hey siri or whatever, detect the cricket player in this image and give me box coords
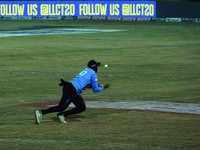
[34,60,111,124]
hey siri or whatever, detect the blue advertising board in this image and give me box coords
[0,1,156,18]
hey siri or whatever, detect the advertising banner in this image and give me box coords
[0,1,156,18]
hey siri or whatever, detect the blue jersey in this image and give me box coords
[70,68,104,95]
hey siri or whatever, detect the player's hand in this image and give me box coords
[98,82,104,87]
[104,83,111,89]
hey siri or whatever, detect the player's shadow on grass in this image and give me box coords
[51,115,85,123]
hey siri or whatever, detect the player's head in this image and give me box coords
[87,60,101,73]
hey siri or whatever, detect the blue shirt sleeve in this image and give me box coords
[91,74,104,93]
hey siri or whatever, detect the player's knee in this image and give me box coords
[82,106,86,112]
[79,106,86,113]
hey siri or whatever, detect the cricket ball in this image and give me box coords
[104,64,108,68]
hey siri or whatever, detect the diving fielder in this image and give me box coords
[34,60,111,124]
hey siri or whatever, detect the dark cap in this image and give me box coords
[87,60,101,68]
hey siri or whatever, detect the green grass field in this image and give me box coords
[0,20,200,149]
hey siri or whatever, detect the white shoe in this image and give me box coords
[58,114,67,124]
[34,110,42,124]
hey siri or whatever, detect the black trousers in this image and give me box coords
[41,83,86,117]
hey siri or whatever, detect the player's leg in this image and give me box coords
[41,85,72,115]
[35,83,76,124]
[62,95,86,118]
